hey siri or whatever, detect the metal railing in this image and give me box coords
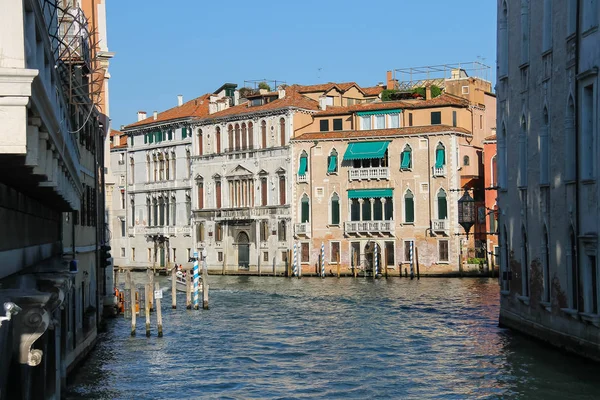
[344,221,394,234]
[432,166,446,177]
[348,167,389,181]
[294,222,311,236]
[432,219,449,233]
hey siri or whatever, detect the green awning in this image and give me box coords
[298,157,307,176]
[356,109,401,116]
[348,188,393,199]
[343,141,390,161]
[401,151,411,169]
[435,148,445,168]
[327,155,337,173]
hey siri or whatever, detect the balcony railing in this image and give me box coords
[432,166,446,177]
[294,222,311,236]
[130,225,191,236]
[344,221,394,235]
[432,219,449,234]
[297,174,307,183]
[348,167,389,181]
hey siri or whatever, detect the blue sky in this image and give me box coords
[106,0,497,130]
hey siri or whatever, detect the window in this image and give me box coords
[279,175,286,205]
[330,193,340,225]
[333,118,343,131]
[197,179,204,209]
[168,130,173,140]
[131,248,135,261]
[384,198,393,220]
[540,107,549,185]
[408,113,413,127]
[360,116,371,130]
[261,177,268,206]
[389,114,399,128]
[489,208,497,234]
[373,198,383,220]
[218,252,223,262]
[241,123,247,150]
[282,251,288,262]
[434,143,446,170]
[147,248,152,261]
[438,240,449,262]
[120,218,126,237]
[362,198,371,221]
[320,120,329,132]
[499,1,508,77]
[327,149,338,174]
[278,220,286,241]
[566,97,576,181]
[521,227,530,297]
[215,180,222,208]
[583,0,599,31]
[462,86,470,94]
[260,221,268,242]
[187,248,191,260]
[582,83,595,180]
[197,222,205,242]
[235,124,240,150]
[384,242,394,266]
[331,242,340,263]
[452,111,457,127]
[215,223,222,242]
[301,195,310,223]
[437,190,447,219]
[542,0,552,51]
[463,156,470,166]
[280,118,286,146]
[350,199,360,221]
[248,122,254,149]
[182,127,187,139]
[121,248,125,257]
[400,145,412,170]
[228,124,234,151]
[375,114,385,129]
[261,120,267,148]
[301,243,309,263]
[404,240,414,263]
[519,116,528,187]
[298,151,308,177]
[198,129,203,155]
[542,227,550,302]
[480,115,483,129]
[404,190,414,223]
[521,0,530,63]
[431,111,441,125]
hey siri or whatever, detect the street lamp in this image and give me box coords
[457,189,475,238]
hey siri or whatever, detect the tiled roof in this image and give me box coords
[362,86,384,96]
[292,125,471,142]
[109,129,127,149]
[402,93,470,108]
[200,86,319,120]
[295,82,363,94]
[124,93,212,129]
[109,129,122,137]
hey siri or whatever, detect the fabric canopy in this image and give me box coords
[356,109,401,116]
[327,155,337,173]
[298,157,307,176]
[435,148,445,168]
[343,141,390,161]
[401,151,411,169]
[348,188,393,199]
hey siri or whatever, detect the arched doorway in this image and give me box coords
[364,241,381,277]
[237,231,250,269]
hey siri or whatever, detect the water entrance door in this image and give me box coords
[237,232,250,269]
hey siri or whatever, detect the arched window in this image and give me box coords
[196,177,204,209]
[491,155,497,187]
[404,190,414,223]
[501,225,510,291]
[434,143,446,174]
[279,175,286,205]
[228,124,233,152]
[280,118,286,146]
[519,115,528,187]
[301,194,310,223]
[542,226,550,302]
[153,197,158,227]
[463,155,470,166]
[437,189,447,219]
[130,197,135,227]
[330,193,340,225]
[278,220,286,241]
[261,120,267,148]
[130,157,135,184]
[521,0,530,64]
[197,129,203,156]
[147,197,152,226]
[298,151,308,177]
[197,222,205,242]
[327,149,338,174]
[248,122,254,149]
[215,179,222,208]
[400,144,412,170]
[261,177,268,206]
[521,225,529,297]
[241,123,247,150]
[234,123,240,151]
[540,107,549,184]
[565,96,576,180]
[215,127,221,153]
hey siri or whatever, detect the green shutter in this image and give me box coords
[405,196,414,223]
[301,199,309,222]
[401,151,411,169]
[182,127,187,139]
[298,157,307,176]
[332,199,340,224]
[144,134,148,144]
[438,197,447,219]
[168,130,173,140]
[327,155,337,173]
[435,148,445,168]
[149,133,153,144]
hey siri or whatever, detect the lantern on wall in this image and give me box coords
[457,189,475,237]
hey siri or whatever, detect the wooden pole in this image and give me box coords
[272,256,276,277]
[202,264,209,310]
[171,266,177,309]
[416,246,420,280]
[186,270,192,309]
[353,251,358,278]
[287,250,292,277]
[145,284,151,337]
[337,252,340,278]
[129,274,136,336]
[155,282,163,337]
[384,247,388,279]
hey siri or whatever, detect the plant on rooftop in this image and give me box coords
[381,89,399,101]
[258,82,271,91]
[412,85,442,99]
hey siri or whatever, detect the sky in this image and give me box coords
[105,0,497,130]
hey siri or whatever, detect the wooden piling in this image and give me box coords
[337,252,340,278]
[272,257,276,276]
[171,267,177,309]
[353,251,358,278]
[186,271,192,309]
[155,282,163,337]
[145,284,151,337]
[384,249,388,279]
[415,246,420,280]
[128,272,136,336]
[202,264,209,310]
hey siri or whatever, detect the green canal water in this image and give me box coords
[65,276,600,399]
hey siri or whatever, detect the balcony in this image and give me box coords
[297,174,307,183]
[432,219,449,235]
[344,221,394,236]
[348,167,389,181]
[130,225,191,237]
[432,166,446,177]
[294,222,311,236]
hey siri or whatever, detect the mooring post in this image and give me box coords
[193,251,200,310]
[186,269,192,309]
[384,249,388,279]
[171,266,177,309]
[202,251,209,310]
[416,246,420,280]
[155,282,163,337]
[353,251,358,278]
[337,252,340,278]
[145,283,151,337]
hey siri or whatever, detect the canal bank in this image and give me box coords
[67,276,600,399]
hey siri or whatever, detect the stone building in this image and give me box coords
[497,0,600,359]
[107,129,128,269]
[0,0,112,398]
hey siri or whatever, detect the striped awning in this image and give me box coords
[343,141,390,161]
[348,188,393,199]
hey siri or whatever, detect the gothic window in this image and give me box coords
[327,149,338,174]
[241,123,247,150]
[330,193,340,225]
[280,118,286,146]
[279,175,286,205]
[404,190,414,223]
[437,189,447,219]
[261,120,267,148]
[235,123,240,151]
[301,194,310,223]
[248,122,254,149]
[400,144,412,170]
[434,143,446,170]
[197,178,204,209]
[228,124,233,152]
[278,220,286,241]
[216,127,221,153]
[198,129,203,156]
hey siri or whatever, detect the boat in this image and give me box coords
[168,271,203,293]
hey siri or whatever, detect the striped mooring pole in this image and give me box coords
[374,242,379,277]
[321,242,325,278]
[410,241,414,279]
[293,243,298,277]
[193,251,199,309]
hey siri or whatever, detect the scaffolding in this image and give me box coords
[41,0,106,109]
[392,61,492,91]
[242,79,287,92]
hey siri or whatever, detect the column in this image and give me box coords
[358,199,364,221]
[369,198,375,221]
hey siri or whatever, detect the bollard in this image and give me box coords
[186,271,192,309]
[145,284,151,337]
[155,282,163,337]
[171,266,177,309]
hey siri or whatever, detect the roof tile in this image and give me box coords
[292,125,471,141]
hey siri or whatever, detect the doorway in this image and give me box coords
[237,232,250,269]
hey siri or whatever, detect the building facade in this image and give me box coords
[0,0,112,398]
[497,0,600,359]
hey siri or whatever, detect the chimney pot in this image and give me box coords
[137,111,147,122]
[386,71,394,90]
[425,85,432,100]
[153,111,158,120]
[178,95,183,106]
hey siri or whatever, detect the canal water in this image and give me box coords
[66,276,600,399]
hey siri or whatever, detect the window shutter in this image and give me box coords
[144,134,148,144]
[327,155,337,173]
[182,127,187,139]
[401,151,411,169]
[405,196,414,222]
[301,199,309,222]
[331,199,340,225]
[435,148,445,168]
[438,197,447,219]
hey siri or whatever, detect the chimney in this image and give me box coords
[278,88,286,99]
[234,90,240,106]
[209,102,217,114]
[137,111,146,121]
[153,111,158,120]
[178,95,183,106]
[425,85,432,100]
[386,70,394,90]
[318,95,327,110]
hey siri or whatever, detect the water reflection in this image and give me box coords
[66,277,600,399]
